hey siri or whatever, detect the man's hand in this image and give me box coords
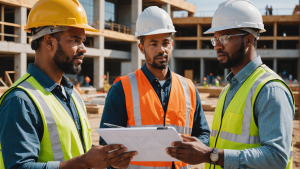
[59,144,137,169]
[166,135,213,165]
[83,144,137,169]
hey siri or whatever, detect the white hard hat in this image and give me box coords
[135,6,176,39]
[204,0,265,36]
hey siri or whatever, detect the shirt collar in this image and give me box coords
[227,56,263,84]
[27,64,73,93]
[140,63,172,83]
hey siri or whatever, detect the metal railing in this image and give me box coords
[90,21,134,35]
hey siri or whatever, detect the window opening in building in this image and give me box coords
[174,25,197,37]
[105,1,115,22]
[201,40,214,49]
[175,41,197,49]
[257,40,273,49]
[78,0,94,25]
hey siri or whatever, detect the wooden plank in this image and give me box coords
[174,37,198,41]
[0,0,38,8]
[1,5,4,41]
[0,77,7,87]
[5,71,17,86]
[184,70,193,80]
[0,21,21,27]
[86,29,136,42]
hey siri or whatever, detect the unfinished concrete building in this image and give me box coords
[0,0,196,89]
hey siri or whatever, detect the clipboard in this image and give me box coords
[96,127,182,161]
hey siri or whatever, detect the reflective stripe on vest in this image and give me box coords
[290,151,293,158]
[127,73,192,135]
[214,72,270,144]
[72,89,87,115]
[19,81,65,162]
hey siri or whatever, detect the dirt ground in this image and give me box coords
[87,93,300,169]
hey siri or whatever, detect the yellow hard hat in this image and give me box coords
[25,0,99,32]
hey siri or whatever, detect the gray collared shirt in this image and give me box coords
[222,57,294,169]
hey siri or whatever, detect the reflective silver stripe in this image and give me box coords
[72,89,87,115]
[290,151,293,158]
[19,81,64,162]
[211,129,218,137]
[179,165,191,169]
[261,65,282,80]
[176,74,191,129]
[166,124,192,135]
[128,73,142,126]
[219,85,229,99]
[128,164,169,169]
[220,131,260,144]
[128,164,190,169]
[127,124,192,135]
[219,72,270,144]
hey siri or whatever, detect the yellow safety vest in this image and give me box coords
[0,73,92,169]
[205,65,294,169]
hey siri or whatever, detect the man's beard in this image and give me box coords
[145,50,169,69]
[53,42,83,75]
[218,41,245,69]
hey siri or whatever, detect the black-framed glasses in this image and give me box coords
[211,33,249,46]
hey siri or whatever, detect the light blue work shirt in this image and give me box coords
[222,56,294,169]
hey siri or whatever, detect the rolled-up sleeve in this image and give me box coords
[223,81,294,169]
[0,90,60,169]
[191,86,211,146]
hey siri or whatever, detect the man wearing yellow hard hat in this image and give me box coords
[0,0,137,168]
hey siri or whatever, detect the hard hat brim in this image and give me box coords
[204,26,266,34]
[25,24,99,33]
[135,29,176,39]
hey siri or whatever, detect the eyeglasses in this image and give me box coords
[211,33,249,46]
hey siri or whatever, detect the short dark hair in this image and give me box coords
[33,30,63,51]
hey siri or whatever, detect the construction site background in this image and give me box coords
[0,0,299,168]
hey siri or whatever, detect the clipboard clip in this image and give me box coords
[157,127,168,130]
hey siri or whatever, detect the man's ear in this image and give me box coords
[43,34,55,51]
[138,43,145,54]
[245,34,255,47]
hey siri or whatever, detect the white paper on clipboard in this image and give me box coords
[96,127,182,161]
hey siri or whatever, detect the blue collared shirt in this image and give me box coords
[99,64,210,146]
[222,57,294,169]
[0,64,83,169]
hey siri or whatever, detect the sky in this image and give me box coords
[174,0,299,17]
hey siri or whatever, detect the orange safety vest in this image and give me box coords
[120,69,196,169]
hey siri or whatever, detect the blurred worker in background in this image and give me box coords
[85,75,91,87]
[166,0,294,169]
[99,6,210,169]
[0,0,136,168]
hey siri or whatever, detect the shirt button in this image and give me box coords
[156,80,158,82]
[231,167,233,169]
[57,87,59,89]
[164,103,165,105]
[162,89,164,92]
[63,98,66,101]
[76,122,78,124]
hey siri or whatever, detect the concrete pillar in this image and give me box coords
[273,58,277,73]
[14,53,27,81]
[200,58,205,84]
[162,4,171,14]
[131,0,143,71]
[94,56,105,89]
[14,6,27,44]
[93,0,105,90]
[14,6,27,81]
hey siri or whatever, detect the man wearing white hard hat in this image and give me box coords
[99,6,210,169]
[166,0,294,169]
